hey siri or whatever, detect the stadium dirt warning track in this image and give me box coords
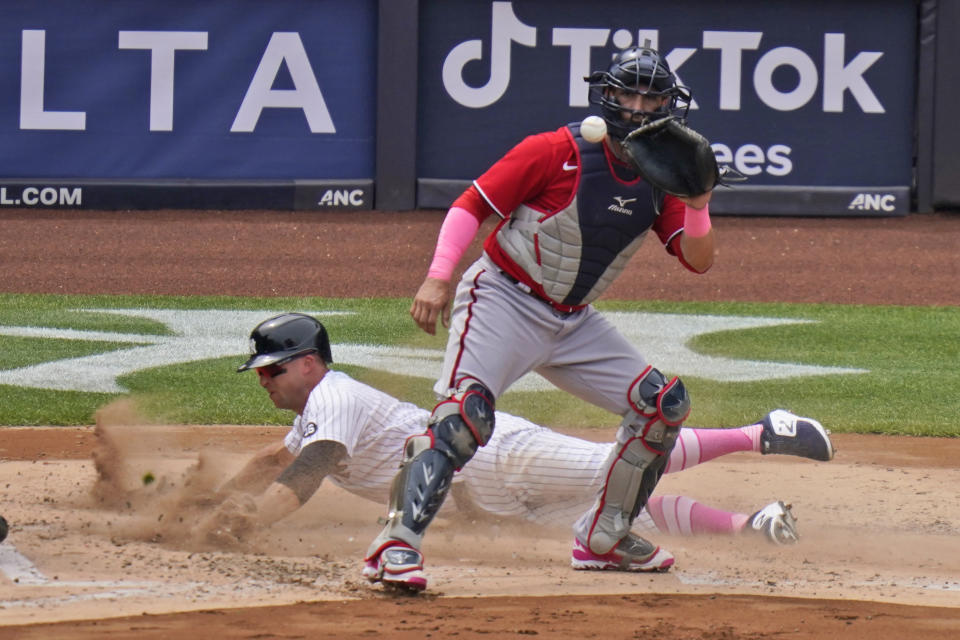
[0,209,958,638]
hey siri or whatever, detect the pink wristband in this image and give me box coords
[683,204,712,238]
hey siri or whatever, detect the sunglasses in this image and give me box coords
[255,351,315,379]
[256,363,289,379]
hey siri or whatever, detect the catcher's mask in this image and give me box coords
[238,313,333,372]
[586,45,692,139]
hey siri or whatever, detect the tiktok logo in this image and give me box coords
[440,2,884,114]
[441,2,692,110]
[442,2,536,108]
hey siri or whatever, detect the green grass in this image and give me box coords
[0,293,957,436]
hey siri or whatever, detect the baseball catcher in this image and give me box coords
[391,41,724,590]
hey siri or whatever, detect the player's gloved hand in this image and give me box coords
[619,116,742,198]
[410,277,452,336]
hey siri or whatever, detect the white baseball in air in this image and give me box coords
[580,115,607,143]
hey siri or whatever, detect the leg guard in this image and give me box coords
[365,433,453,558]
[575,366,689,554]
[366,377,495,560]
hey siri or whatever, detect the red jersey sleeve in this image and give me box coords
[654,195,708,274]
[452,127,577,219]
[653,194,686,255]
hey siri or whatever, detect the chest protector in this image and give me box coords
[495,123,661,307]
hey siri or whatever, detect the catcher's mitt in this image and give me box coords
[619,116,733,198]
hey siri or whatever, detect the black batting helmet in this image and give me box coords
[586,44,692,138]
[237,313,333,372]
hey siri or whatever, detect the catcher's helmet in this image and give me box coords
[586,45,691,138]
[237,313,332,372]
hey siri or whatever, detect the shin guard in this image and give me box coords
[575,367,689,554]
[366,377,495,560]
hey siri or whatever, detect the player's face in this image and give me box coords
[256,354,311,411]
[610,86,669,124]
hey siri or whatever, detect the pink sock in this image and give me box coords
[646,495,749,536]
[664,424,762,474]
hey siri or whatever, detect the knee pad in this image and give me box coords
[625,366,689,453]
[428,376,495,469]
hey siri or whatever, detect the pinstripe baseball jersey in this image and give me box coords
[284,370,425,504]
[281,370,701,533]
[280,370,615,516]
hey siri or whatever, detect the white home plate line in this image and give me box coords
[0,543,48,586]
[0,542,318,610]
[0,541,178,602]
[0,583,206,610]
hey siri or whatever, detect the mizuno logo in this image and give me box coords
[608,196,636,215]
[562,161,578,171]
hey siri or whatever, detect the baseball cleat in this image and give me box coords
[363,543,428,592]
[571,533,674,572]
[760,409,834,461]
[748,501,799,545]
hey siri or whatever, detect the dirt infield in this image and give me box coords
[1,208,958,305]
[0,209,958,638]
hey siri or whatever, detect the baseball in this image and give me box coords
[580,115,607,143]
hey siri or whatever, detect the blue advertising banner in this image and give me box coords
[0,0,375,180]
[418,0,915,214]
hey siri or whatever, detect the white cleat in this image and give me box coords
[749,501,800,545]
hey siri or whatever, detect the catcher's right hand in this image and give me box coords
[619,116,738,198]
[410,276,452,335]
